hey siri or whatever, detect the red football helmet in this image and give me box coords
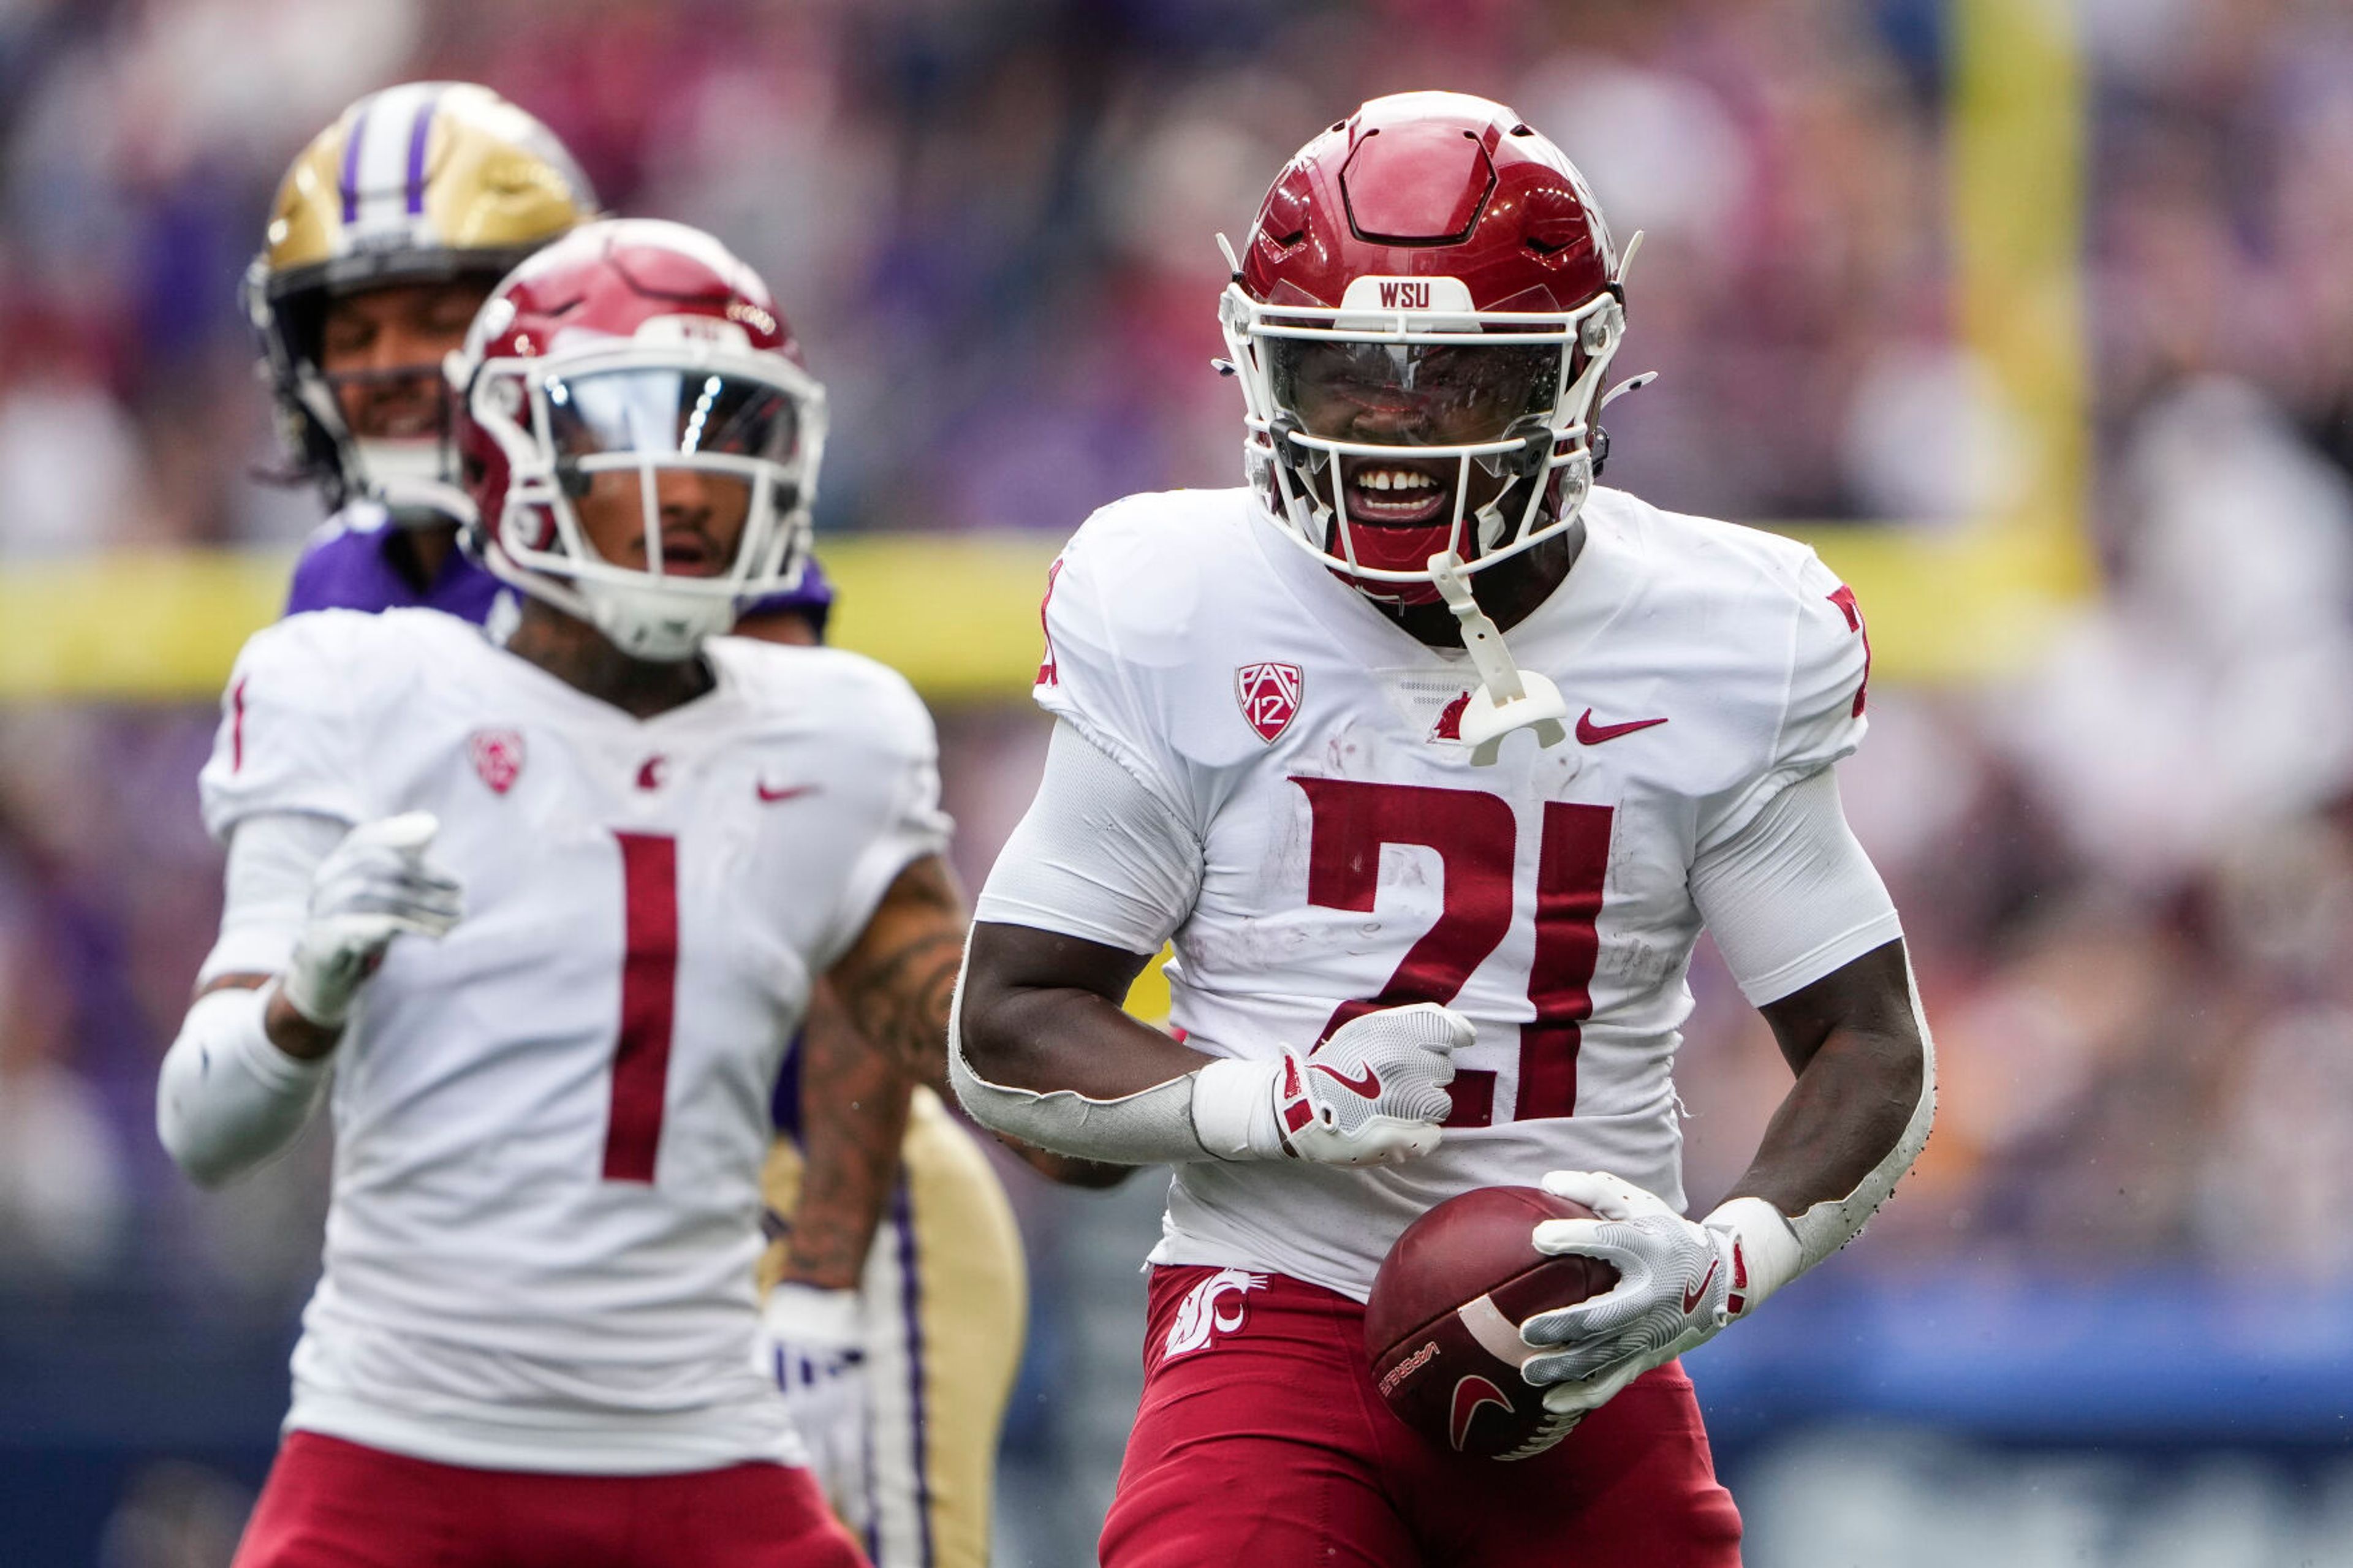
[449,218,826,660]
[1221,92,1631,606]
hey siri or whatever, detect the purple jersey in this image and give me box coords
[284,507,507,622]
[282,505,837,635]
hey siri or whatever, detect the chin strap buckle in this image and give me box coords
[1428,552,1568,766]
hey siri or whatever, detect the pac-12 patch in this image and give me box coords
[1235,662,1302,744]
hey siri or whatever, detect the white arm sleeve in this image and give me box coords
[160,813,343,1186]
[198,812,345,983]
[971,719,1202,952]
[946,1029,1232,1165]
[1689,768,1933,1308]
[1689,768,1903,1005]
[156,982,332,1187]
[947,949,1274,1165]
[955,722,1251,1163]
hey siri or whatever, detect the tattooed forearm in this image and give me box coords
[781,980,911,1290]
[835,933,963,1098]
[830,855,968,1100]
[781,855,968,1290]
[824,855,1137,1195]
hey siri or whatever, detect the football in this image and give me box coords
[1363,1185,1618,1460]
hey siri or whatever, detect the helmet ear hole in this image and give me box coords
[1271,413,1328,474]
[1468,423,1552,482]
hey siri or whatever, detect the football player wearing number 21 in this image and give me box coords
[156,219,970,1568]
[955,91,1934,1564]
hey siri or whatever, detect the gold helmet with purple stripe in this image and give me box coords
[244,82,599,521]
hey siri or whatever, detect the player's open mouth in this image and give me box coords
[1341,459,1450,526]
[653,532,724,576]
[360,402,441,441]
[348,370,449,440]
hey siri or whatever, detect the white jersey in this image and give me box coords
[197,608,950,1473]
[1006,485,1879,1302]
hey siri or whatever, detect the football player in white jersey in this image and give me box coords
[246,82,1053,1568]
[157,218,977,1568]
[952,93,1934,1565]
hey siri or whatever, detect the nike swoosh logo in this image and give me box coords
[756,781,820,803]
[1681,1258,1719,1314]
[1449,1374,1515,1452]
[1309,1061,1381,1098]
[1575,710,1669,745]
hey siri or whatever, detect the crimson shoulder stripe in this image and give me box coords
[231,677,248,772]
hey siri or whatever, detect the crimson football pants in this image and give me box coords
[1100,1265,1743,1568]
[231,1431,868,1568]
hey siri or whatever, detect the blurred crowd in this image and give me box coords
[1675,0,2353,1289]
[2,0,2352,1408]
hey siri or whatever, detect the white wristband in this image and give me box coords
[1700,1195,1805,1317]
[1189,1057,1284,1160]
[764,1280,864,1342]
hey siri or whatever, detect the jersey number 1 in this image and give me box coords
[606,831,678,1182]
[1295,779,1612,1126]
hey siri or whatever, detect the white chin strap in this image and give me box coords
[356,438,476,526]
[577,578,737,662]
[1428,551,1568,766]
[476,531,740,664]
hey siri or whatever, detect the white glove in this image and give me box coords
[281,812,464,1026]
[1517,1170,1753,1420]
[758,1281,869,1523]
[1191,1002,1469,1165]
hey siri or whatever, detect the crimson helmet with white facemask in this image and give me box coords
[1219,92,1646,760]
[449,219,827,661]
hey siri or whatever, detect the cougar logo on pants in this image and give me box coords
[1162,1268,1268,1360]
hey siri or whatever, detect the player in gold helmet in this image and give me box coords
[249,81,599,615]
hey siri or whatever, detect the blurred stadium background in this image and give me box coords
[4,0,2352,1562]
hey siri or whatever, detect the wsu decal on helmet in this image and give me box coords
[1235,661,1303,744]
[1161,1268,1268,1361]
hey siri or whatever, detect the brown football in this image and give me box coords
[1364,1185,1618,1460]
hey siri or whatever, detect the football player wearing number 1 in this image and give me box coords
[241,83,1039,1568]
[156,219,963,1567]
[953,93,1934,1564]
